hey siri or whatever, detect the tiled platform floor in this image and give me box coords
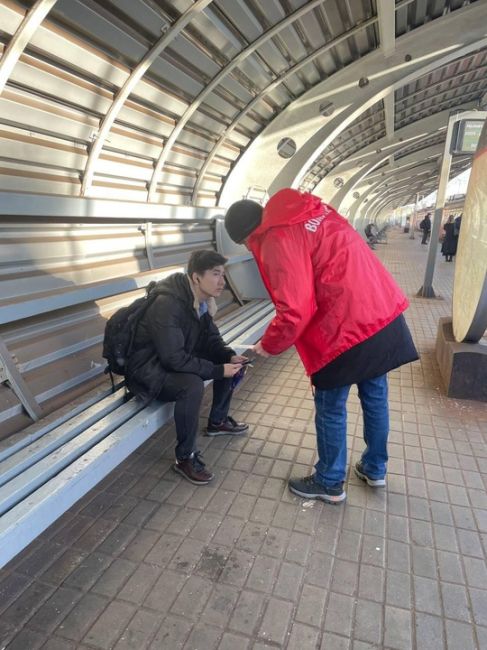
[1,230,486,650]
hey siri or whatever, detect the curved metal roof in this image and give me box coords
[0,0,485,217]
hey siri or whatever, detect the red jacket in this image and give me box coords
[248,189,409,376]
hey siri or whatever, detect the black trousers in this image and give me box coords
[421,230,430,244]
[157,373,233,460]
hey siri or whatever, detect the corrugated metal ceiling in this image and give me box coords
[0,0,484,209]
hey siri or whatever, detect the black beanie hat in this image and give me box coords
[225,199,263,244]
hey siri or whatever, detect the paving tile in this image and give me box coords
[143,570,186,612]
[83,600,136,649]
[324,592,354,636]
[0,580,54,640]
[469,587,487,627]
[436,550,465,584]
[91,557,137,597]
[386,570,411,609]
[354,599,382,645]
[0,572,30,614]
[295,583,327,627]
[218,548,254,588]
[55,592,108,642]
[170,575,214,621]
[383,606,412,650]
[246,554,279,593]
[228,589,266,635]
[183,623,222,650]
[236,522,267,554]
[258,597,293,645]
[28,586,82,633]
[201,584,239,628]
[320,633,351,649]
[4,627,45,650]
[441,582,471,622]
[444,620,477,650]
[287,622,320,650]
[358,564,385,603]
[331,559,359,596]
[411,546,437,579]
[415,612,445,650]
[113,608,161,649]
[148,614,192,649]
[413,575,442,615]
[285,531,313,565]
[217,633,250,650]
[117,562,161,604]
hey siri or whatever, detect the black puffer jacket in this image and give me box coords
[126,273,234,400]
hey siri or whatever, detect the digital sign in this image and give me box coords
[450,119,484,155]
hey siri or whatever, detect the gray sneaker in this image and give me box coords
[354,462,386,487]
[288,475,346,505]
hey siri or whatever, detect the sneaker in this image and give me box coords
[172,452,214,485]
[206,416,249,437]
[354,461,386,487]
[288,475,346,504]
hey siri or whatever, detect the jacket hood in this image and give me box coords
[152,272,217,317]
[251,188,325,236]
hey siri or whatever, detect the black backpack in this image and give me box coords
[102,282,157,390]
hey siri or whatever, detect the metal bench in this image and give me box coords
[0,298,274,568]
[0,194,274,568]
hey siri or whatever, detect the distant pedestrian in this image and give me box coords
[419,213,431,245]
[441,215,458,262]
[454,213,462,237]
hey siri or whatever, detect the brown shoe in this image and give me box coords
[172,452,214,485]
[206,416,249,437]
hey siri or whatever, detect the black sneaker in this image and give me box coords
[206,416,249,437]
[288,475,346,504]
[172,452,214,485]
[354,461,386,487]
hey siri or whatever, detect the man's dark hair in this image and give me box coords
[187,250,228,278]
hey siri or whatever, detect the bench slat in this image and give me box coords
[0,392,126,488]
[0,399,145,516]
[0,401,172,568]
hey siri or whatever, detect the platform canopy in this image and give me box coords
[0,0,486,221]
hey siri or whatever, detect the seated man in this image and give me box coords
[126,250,248,485]
[364,223,378,248]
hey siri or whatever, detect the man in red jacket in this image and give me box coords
[225,189,418,504]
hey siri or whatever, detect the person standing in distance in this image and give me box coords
[224,189,418,504]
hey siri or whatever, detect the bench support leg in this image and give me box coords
[0,336,42,421]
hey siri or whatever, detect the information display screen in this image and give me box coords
[450,119,484,155]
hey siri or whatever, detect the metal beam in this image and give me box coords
[191,16,378,203]
[377,0,396,58]
[219,3,487,202]
[317,103,476,211]
[0,0,58,96]
[80,0,213,196]
[147,0,341,202]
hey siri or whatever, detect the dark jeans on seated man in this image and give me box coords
[157,373,244,461]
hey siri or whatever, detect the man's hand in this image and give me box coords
[253,340,271,358]
[230,355,248,364]
[223,363,243,377]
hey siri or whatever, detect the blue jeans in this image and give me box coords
[314,374,389,487]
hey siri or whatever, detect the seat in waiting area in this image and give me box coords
[0,294,273,569]
[0,209,274,568]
